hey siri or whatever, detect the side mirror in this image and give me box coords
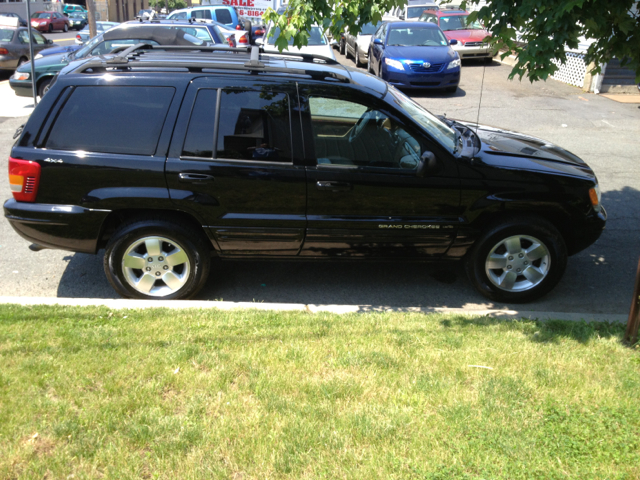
[416,151,438,177]
[47,38,53,44]
[373,38,383,46]
[449,39,458,45]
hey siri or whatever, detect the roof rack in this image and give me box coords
[72,45,350,83]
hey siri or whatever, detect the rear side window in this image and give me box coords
[214,8,232,24]
[191,9,212,19]
[46,86,175,156]
[217,89,291,162]
[182,89,217,158]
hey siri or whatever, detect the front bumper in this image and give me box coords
[568,206,607,256]
[453,44,492,59]
[9,79,33,97]
[4,198,111,254]
[383,66,460,89]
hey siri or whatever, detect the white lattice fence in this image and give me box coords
[550,52,587,88]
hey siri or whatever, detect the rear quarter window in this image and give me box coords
[214,8,232,24]
[45,86,175,156]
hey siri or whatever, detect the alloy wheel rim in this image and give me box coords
[121,235,190,297]
[484,235,550,292]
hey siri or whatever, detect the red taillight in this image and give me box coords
[255,29,264,36]
[235,24,242,30]
[238,34,248,44]
[0,48,8,55]
[9,158,41,202]
[76,34,81,40]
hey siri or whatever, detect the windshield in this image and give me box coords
[0,28,14,42]
[440,15,484,30]
[387,26,448,47]
[388,86,457,153]
[407,6,437,18]
[267,26,326,46]
[72,33,103,59]
[31,13,51,19]
[360,22,379,35]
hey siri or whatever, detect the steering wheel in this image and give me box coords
[348,110,373,143]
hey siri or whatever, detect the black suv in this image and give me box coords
[5,45,606,302]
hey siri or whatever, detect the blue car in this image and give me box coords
[367,21,461,92]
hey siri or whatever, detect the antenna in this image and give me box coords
[476,59,486,134]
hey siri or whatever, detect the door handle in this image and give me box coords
[316,181,351,192]
[178,173,214,183]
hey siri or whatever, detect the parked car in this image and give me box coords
[368,21,460,91]
[260,24,335,61]
[34,44,81,60]
[344,21,381,67]
[390,3,440,21]
[137,9,156,20]
[75,21,120,45]
[10,20,232,98]
[419,7,493,61]
[30,11,70,33]
[167,6,241,29]
[0,12,27,27]
[5,45,606,302]
[62,4,87,16]
[0,25,56,71]
[67,12,88,31]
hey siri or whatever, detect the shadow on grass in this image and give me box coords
[438,314,626,345]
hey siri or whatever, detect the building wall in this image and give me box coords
[0,1,62,17]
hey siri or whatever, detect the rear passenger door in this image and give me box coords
[165,77,307,256]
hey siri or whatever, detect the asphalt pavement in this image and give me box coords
[0,49,638,316]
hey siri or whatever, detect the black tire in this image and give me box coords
[465,217,567,303]
[339,38,345,55]
[103,218,211,300]
[48,24,53,33]
[345,43,351,60]
[63,23,68,32]
[37,77,52,98]
[355,45,362,67]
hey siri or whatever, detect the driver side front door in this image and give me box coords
[299,87,462,258]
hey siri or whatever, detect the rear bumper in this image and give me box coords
[453,44,492,59]
[4,198,111,254]
[0,57,19,70]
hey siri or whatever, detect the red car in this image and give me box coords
[419,7,493,61]
[30,11,70,33]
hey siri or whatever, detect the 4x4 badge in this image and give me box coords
[43,158,63,164]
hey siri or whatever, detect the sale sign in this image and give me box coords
[218,0,274,17]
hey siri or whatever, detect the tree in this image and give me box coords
[148,0,187,13]
[262,0,640,82]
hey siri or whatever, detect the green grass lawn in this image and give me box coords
[0,305,638,479]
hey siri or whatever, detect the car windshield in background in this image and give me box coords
[360,22,379,35]
[387,26,448,47]
[387,86,456,153]
[407,6,435,17]
[69,14,85,19]
[440,15,484,30]
[267,26,326,45]
[0,29,14,42]
[31,13,50,19]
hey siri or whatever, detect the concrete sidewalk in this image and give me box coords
[0,296,628,323]
[0,80,35,118]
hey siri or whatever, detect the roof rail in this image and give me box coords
[71,44,351,83]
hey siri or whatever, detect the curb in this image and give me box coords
[0,297,627,323]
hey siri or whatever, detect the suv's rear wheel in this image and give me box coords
[465,218,567,303]
[104,219,210,300]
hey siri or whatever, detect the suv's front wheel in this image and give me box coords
[104,219,210,300]
[466,218,567,303]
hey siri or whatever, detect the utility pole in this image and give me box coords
[24,0,37,104]
[165,0,169,16]
[86,0,98,38]
[625,257,640,345]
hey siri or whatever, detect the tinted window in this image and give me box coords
[32,32,46,45]
[0,29,14,42]
[217,89,291,162]
[215,8,232,24]
[191,9,211,19]
[46,86,175,156]
[309,96,422,170]
[182,89,217,158]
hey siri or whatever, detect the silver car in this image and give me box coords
[75,21,120,44]
[344,22,380,67]
[0,26,55,71]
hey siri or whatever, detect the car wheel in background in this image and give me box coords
[345,44,351,60]
[465,217,567,303]
[48,24,53,33]
[339,38,345,55]
[37,77,52,97]
[355,46,362,67]
[63,23,68,32]
[104,219,211,300]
